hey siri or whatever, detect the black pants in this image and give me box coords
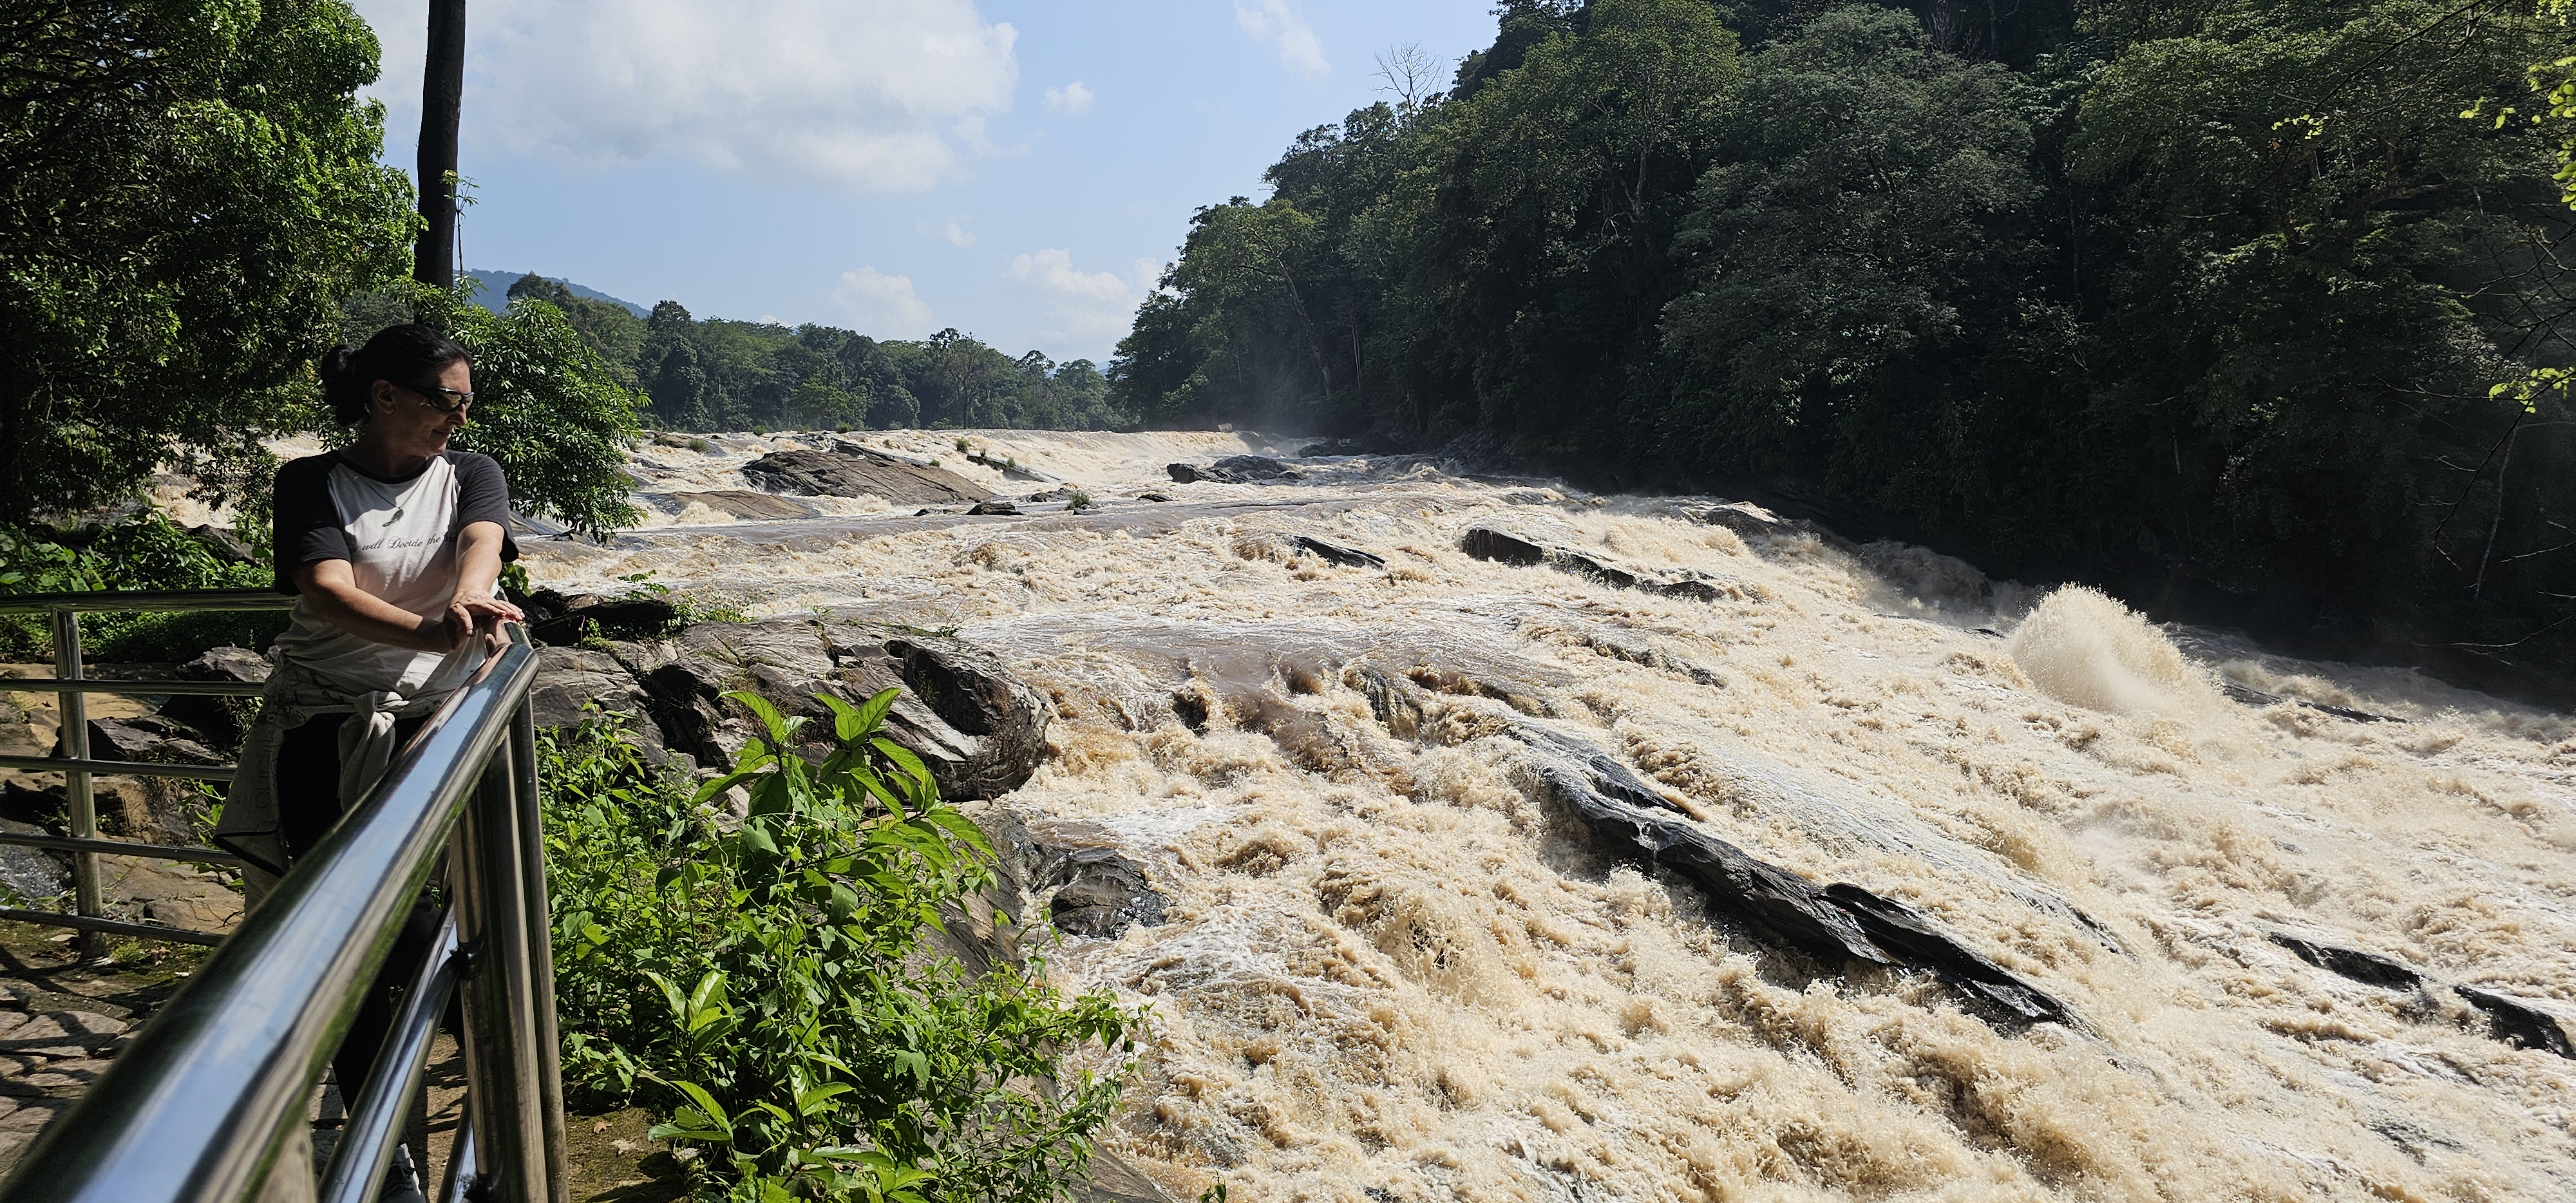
[279,713,442,1104]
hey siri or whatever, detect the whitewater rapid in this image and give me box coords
[533,429,2573,1201]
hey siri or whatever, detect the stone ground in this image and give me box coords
[0,913,688,1198]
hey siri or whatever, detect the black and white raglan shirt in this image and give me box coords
[270,450,519,695]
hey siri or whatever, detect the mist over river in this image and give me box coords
[525,429,2574,1201]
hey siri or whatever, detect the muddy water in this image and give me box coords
[532,430,2575,1202]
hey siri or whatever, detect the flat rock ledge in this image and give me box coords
[740,446,989,506]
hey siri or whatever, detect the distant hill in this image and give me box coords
[462,269,649,318]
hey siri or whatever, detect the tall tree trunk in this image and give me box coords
[414,0,466,289]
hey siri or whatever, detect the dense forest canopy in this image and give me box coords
[502,274,1124,435]
[1110,0,2576,683]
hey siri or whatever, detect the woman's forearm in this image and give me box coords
[451,522,507,601]
[294,560,448,651]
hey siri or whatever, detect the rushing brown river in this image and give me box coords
[515,428,2573,1201]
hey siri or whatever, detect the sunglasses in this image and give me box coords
[399,381,476,413]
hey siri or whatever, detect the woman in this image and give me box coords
[215,323,522,1190]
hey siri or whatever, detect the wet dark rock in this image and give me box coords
[1296,433,1408,457]
[1211,455,1296,480]
[981,816,1168,940]
[965,500,1021,516]
[174,645,269,686]
[529,592,681,646]
[1504,721,2078,1028]
[741,447,983,505]
[1294,536,1385,570]
[637,618,1052,801]
[654,489,817,522]
[0,818,69,904]
[66,715,225,846]
[879,633,1054,800]
[1551,551,1638,589]
[1169,456,1300,484]
[1136,492,1172,503]
[1683,501,1862,555]
[1345,667,1423,740]
[1043,846,1168,938]
[80,714,223,768]
[528,647,669,763]
[1460,526,1548,566]
[1464,527,1752,605]
[2221,681,2401,723]
[158,646,270,751]
[185,524,258,565]
[1821,885,2073,1025]
[2269,933,2422,988]
[1580,632,1726,688]
[2456,987,2576,1059]
[1070,1153,1177,1203]
[965,451,1051,482]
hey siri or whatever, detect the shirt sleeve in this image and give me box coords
[271,456,352,594]
[451,453,521,563]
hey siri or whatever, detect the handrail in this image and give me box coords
[0,588,297,614]
[0,587,295,947]
[0,623,569,1202]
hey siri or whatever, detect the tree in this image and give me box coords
[414,0,464,288]
[0,0,415,523]
[1403,0,1742,449]
[344,283,646,536]
[1661,5,2069,542]
[511,273,643,385]
[2072,0,2566,607]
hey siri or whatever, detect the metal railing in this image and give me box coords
[0,592,567,1203]
[0,589,289,948]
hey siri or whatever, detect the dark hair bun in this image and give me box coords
[319,323,471,425]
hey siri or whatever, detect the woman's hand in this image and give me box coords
[437,591,525,653]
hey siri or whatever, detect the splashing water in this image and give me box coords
[2009,585,2219,719]
[507,430,2575,1201]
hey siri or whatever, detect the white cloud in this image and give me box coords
[1042,81,1095,115]
[352,0,1019,192]
[1234,0,1329,76]
[1007,249,1159,345]
[831,267,937,337]
[916,213,978,247]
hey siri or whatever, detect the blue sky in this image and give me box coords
[348,0,1499,364]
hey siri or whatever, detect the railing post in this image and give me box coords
[451,736,551,1201]
[512,696,569,1202]
[52,606,102,959]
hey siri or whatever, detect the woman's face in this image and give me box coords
[367,359,473,459]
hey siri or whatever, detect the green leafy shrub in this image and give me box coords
[1,513,284,661]
[540,694,1142,1201]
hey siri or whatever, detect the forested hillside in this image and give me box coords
[501,275,1123,435]
[1111,0,2576,683]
